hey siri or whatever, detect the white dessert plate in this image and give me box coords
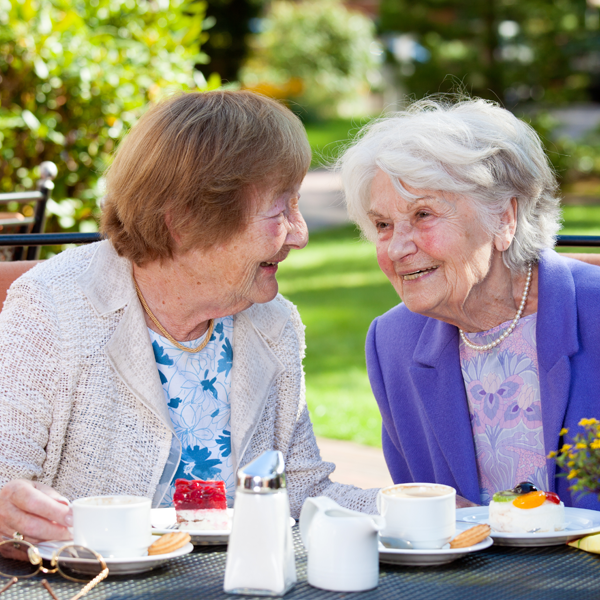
[151,507,295,545]
[457,506,600,547]
[378,522,493,566]
[37,537,193,576]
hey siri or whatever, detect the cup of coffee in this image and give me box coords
[377,483,456,550]
[72,495,151,558]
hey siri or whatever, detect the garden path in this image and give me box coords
[299,169,349,231]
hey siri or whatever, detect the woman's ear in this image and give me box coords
[494,197,518,252]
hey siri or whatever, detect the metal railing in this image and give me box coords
[0,232,102,247]
[0,233,598,249]
[556,235,600,247]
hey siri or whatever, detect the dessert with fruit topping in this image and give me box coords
[488,482,565,533]
[173,479,231,531]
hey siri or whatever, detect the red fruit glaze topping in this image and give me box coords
[545,492,561,505]
[173,479,227,510]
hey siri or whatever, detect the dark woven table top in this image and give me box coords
[3,527,600,600]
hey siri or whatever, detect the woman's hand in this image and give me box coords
[456,494,479,508]
[0,479,72,544]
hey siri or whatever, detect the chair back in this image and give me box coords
[0,261,41,312]
[0,161,57,260]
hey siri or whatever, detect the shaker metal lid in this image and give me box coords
[237,450,287,493]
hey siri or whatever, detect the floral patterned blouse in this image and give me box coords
[149,316,235,507]
[460,313,548,505]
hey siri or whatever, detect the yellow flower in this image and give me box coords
[559,427,569,436]
[567,469,578,480]
[590,439,600,450]
[568,461,575,467]
[561,444,573,453]
[576,442,588,449]
[579,418,599,427]
[547,450,557,458]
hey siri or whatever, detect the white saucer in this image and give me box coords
[152,507,295,545]
[37,538,193,575]
[457,506,600,547]
[378,522,493,566]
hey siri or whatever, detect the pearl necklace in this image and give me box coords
[459,263,533,352]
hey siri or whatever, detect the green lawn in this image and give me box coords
[277,205,600,447]
[304,118,374,169]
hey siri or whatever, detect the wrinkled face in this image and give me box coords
[181,182,308,316]
[368,169,495,324]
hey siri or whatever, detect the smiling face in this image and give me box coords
[368,169,505,328]
[178,182,308,317]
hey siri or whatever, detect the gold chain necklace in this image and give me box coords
[134,279,214,354]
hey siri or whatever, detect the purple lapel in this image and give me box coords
[536,250,578,490]
[409,316,481,500]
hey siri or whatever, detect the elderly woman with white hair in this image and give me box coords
[340,97,600,510]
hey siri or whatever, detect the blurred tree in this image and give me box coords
[0,0,216,235]
[241,0,381,120]
[379,0,600,107]
[196,0,268,83]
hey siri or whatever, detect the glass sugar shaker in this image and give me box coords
[224,450,296,596]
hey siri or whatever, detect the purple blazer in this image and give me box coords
[366,249,600,509]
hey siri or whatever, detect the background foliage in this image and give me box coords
[0,0,214,235]
[379,0,600,106]
[195,0,267,83]
[379,0,600,185]
[241,0,381,120]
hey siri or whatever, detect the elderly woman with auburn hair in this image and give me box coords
[0,91,378,546]
[340,97,600,510]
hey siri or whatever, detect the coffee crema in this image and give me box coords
[382,485,451,498]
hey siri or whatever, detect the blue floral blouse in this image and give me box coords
[149,316,235,506]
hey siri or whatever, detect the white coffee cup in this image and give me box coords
[72,495,151,558]
[377,483,456,550]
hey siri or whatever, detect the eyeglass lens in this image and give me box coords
[0,541,38,577]
[0,541,105,583]
[55,546,105,582]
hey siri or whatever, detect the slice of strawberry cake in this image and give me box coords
[173,479,231,531]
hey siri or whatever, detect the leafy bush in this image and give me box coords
[0,0,215,235]
[241,0,381,120]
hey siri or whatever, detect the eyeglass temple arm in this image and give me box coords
[42,579,60,600]
[40,565,108,600]
[0,577,18,594]
[67,567,109,600]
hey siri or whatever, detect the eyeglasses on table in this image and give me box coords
[0,533,108,600]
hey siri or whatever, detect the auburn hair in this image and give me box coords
[101,90,311,265]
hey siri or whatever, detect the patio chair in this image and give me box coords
[0,161,57,261]
[0,231,101,312]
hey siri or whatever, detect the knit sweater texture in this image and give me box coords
[0,241,378,517]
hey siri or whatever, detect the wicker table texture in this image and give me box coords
[3,527,600,600]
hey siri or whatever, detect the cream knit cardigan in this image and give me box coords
[0,241,378,517]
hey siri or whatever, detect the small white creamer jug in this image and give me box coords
[299,496,385,592]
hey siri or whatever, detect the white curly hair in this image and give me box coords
[338,97,562,272]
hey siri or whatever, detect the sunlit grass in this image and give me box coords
[278,224,399,447]
[304,117,373,169]
[278,204,600,448]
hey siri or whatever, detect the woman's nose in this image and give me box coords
[387,224,417,261]
[286,209,309,249]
